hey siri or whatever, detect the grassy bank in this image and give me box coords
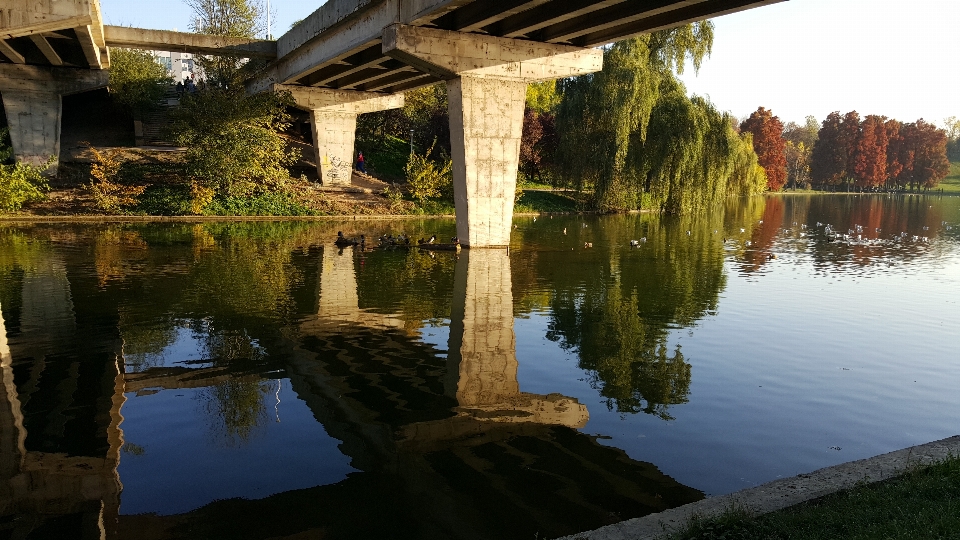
[666,455,960,540]
[941,161,960,194]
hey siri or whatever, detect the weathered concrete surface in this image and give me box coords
[280,85,403,186]
[558,435,960,540]
[382,23,603,81]
[1,0,107,69]
[0,0,92,38]
[0,64,109,174]
[383,25,600,246]
[103,25,277,58]
[447,76,524,247]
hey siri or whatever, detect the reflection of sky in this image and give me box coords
[515,227,960,497]
[118,330,356,516]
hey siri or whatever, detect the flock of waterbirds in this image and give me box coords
[330,216,952,254]
[334,231,461,251]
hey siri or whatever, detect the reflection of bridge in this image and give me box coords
[0,258,125,538]
[0,241,701,538]
[1,0,784,246]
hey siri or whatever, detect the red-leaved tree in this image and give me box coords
[852,115,888,188]
[810,112,846,187]
[740,107,787,191]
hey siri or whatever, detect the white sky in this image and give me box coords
[100,0,959,128]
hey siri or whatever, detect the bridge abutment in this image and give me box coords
[278,85,403,186]
[0,65,109,176]
[383,24,602,247]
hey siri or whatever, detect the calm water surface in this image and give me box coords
[1,194,958,539]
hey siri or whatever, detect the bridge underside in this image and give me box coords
[256,0,782,246]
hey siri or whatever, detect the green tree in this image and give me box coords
[169,89,299,201]
[554,23,760,213]
[108,48,172,115]
[525,80,561,113]
[186,0,265,88]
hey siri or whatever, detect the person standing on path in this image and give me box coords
[357,152,366,174]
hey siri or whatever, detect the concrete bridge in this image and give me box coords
[1,0,783,245]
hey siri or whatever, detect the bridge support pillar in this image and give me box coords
[277,85,403,186]
[0,65,109,176]
[383,24,602,247]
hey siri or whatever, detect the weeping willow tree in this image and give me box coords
[556,23,765,214]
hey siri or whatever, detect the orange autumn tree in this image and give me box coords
[740,107,787,191]
[853,115,888,189]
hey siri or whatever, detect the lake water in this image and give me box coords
[1,194,958,539]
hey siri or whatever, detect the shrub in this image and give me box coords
[0,160,51,213]
[86,147,146,214]
[169,89,300,199]
[405,139,452,204]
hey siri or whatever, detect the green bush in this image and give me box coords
[405,139,452,204]
[203,192,317,216]
[0,159,51,213]
[134,184,194,215]
[0,128,51,212]
[169,89,300,199]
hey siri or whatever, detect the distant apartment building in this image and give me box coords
[153,51,198,84]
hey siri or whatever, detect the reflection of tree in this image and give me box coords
[199,379,270,446]
[356,248,457,331]
[532,213,725,419]
[119,311,177,371]
[196,324,271,446]
[556,286,690,418]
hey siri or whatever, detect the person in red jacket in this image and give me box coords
[356,152,366,174]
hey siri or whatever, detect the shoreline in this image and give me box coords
[558,435,960,540]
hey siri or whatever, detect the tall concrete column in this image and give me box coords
[277,85,403,186]
[383,24,602,247]
[448,76,527,247]
[0,65,109,175]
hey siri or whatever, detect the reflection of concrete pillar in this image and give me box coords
[278,85,403,186]
[449,250,588,428]
[0,65,109,175]
[318,246,360,321]
[454,249,518,406]
[384,24,601,246]
[1,300,27,486]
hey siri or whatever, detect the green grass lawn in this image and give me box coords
[665,455,960,540]
[941,161,960,194]
[357,135,410,181]
[515,190,581,213]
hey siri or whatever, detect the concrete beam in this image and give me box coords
[382,24,602,82]
[1,15,93,40]
[279,84,403,114]
[0,39,25,63]
[253,0,470,93]
[432,0,549,33]
[74,25,103,69]
[574,0,786,47]
[0,65,109,175]
[277,84,402,186]
[28,34,63,66]
[103,26,277,58]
